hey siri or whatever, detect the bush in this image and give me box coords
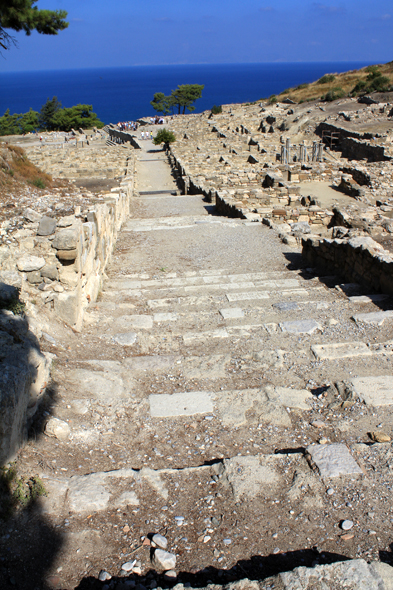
[211,105,222,114]
[267,95,277,104]
[32,178,45,189]
[321,87,346,101]
[153,128,176,150]
[295,83,309,90]
[351,69,392,96]
[317,74,336,84]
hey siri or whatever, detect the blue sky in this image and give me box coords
[1,0,392,71]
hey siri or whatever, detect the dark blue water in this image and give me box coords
[0,62,370,124]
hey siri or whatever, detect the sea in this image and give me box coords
[0,62,371,125]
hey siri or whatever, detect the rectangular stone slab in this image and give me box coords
[149,391,214,417]
[352,311,393,326]
[226,291,270,302]
[219,308,244,319]
[280,319,321,334]
[311,342,372,360]
[350,375,393,406]
[307,443,363,478]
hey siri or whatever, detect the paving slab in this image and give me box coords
[112,332,138,346]
[153,312,178,322]
[219,308,244,319]
[280,319,322,334]
[226,291,270,302]
[273,302,299,311]
[350,375,393,406]
[183,328,229,344]
[275,386,313,410]
[311,341,373,360]
[307,443,363,478]
[149,391,214,417]
[352,310,393,325]
[279,559,393,590]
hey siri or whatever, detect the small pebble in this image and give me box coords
[151,534,167,550]
[341,533,354,541]
[121,560,137,572]
[223,538,232,545]
[164,570,177,579]
[327,488,334,495]
[203,535,211,543]
[99,571,112,582]
[340,520,354,531]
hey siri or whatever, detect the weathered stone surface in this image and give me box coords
[151,549,176,570]
[149,391,214,417]
[56,248,77,261]
[52,228,79,250]
[112,332,137,346]
[44,417,70,440]
[279,559,393,590]
[17,255,46,272]
[281,319,321,334]
[37,216,56,236]
[352,310,393,326]
[350,375,393,406]
[219,307,244,319]
[311,341,372,360]
[307,443,363,478]
[275,386,313,410]
[223,455,281,501]
[41,264,59,280]
[24,208,42,223]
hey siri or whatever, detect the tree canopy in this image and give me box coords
[152,128,176,151]
[0,108,39,135]
[151,84,204,115]
[0,100,104,136]
[0,0,68,50]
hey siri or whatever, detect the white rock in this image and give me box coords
[44,417,71,440]
[151,549,176,570]
[98,571,111,581]
[17,255,46,272]
[341,520,354,531]
[151,533,168,549]
[121,560,137,572]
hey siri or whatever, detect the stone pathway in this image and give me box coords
[13,139,393,588]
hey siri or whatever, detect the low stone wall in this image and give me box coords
[302,234,393,294]
[108,127,141,150]
[0,159,135,464]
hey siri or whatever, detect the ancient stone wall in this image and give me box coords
[341,137,391,162]
[0,154,135,463]
[302,234,393,294]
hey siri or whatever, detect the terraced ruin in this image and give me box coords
[1,90,393,589]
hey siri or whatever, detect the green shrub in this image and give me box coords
[321,87,346,101]
[211,105,222,114]
[317,74,336,84]
[32,178,45,189]
[267,95,277,104]
[280,88,292,95]
[295,83,309,90]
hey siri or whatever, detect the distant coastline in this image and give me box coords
[0,62,372,124]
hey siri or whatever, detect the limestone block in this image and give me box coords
[17,255,46,272]
[52,228,79,250]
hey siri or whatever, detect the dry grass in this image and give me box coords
[276,61,393,103]
[0,143,53,189]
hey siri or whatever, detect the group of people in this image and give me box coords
[149,116,166,125]
[140,130,154,141]
[117,121,138,131]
